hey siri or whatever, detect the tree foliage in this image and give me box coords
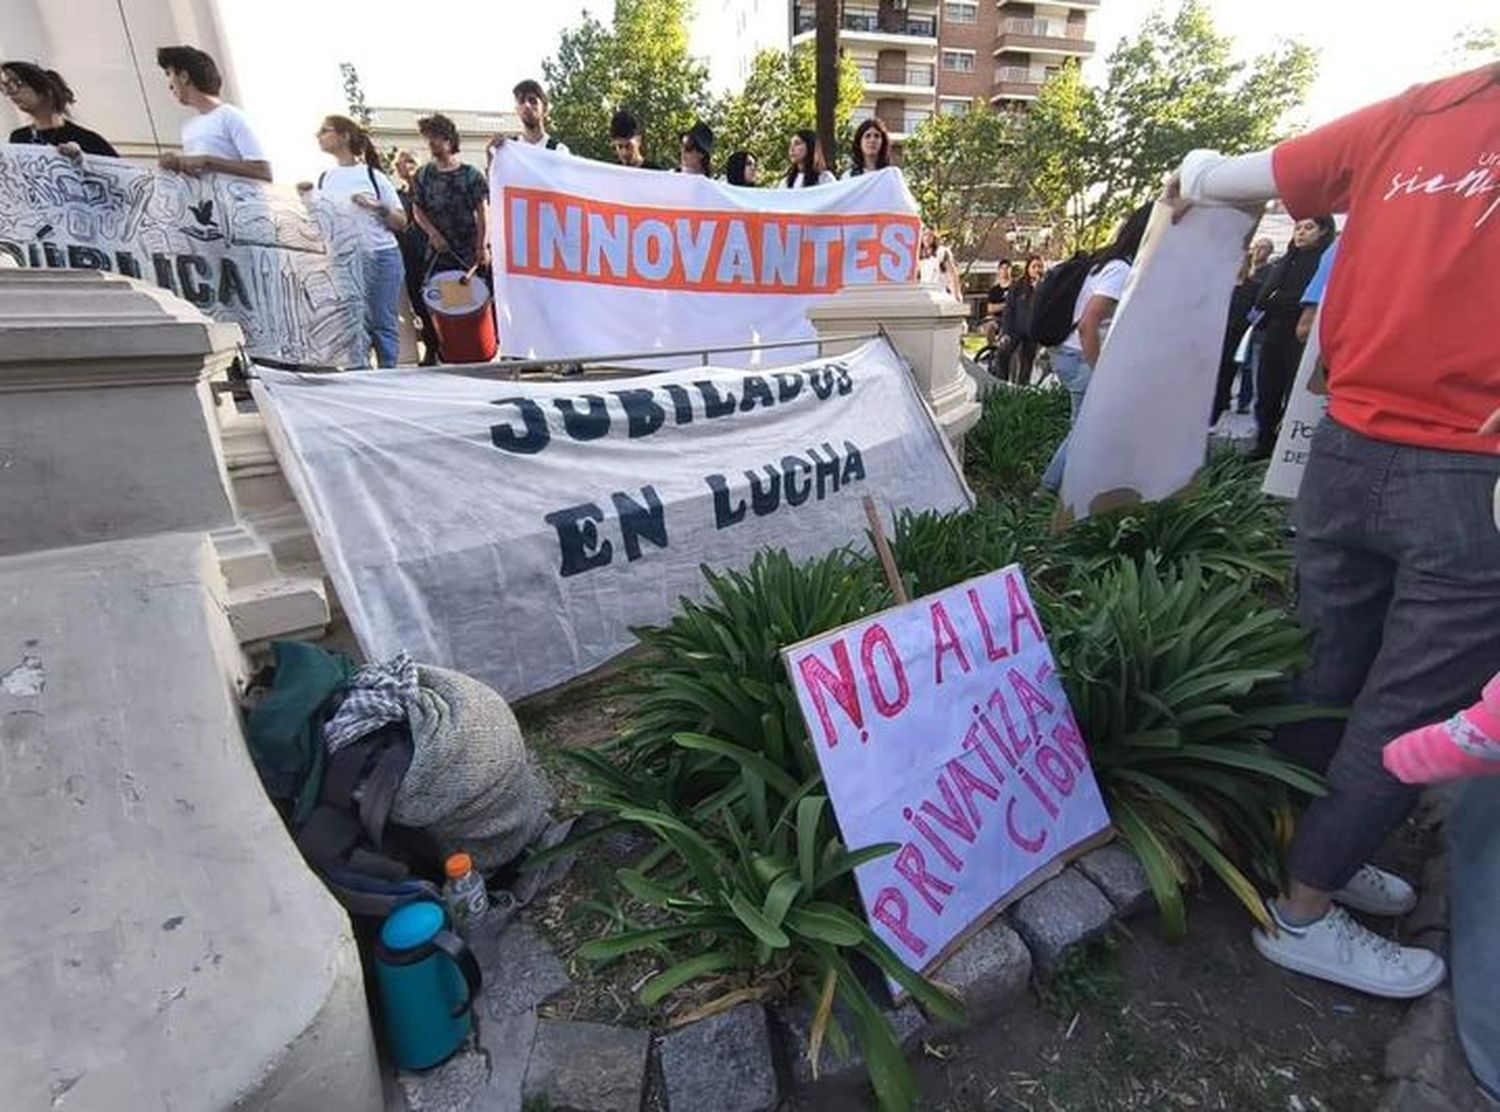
[712,46,865,181]
[901,105,1025,268]
[543,0,713,164]
[1021,0,1317,248]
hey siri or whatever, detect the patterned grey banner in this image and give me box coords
[0,144,367,368]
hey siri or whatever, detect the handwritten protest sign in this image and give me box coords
[783,565,1111,973]
[1261,304,1327,500]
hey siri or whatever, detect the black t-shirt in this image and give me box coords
[412,162,488,263]
[9,121,118,157]
[986,283,1010,314]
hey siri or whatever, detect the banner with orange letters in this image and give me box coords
[488,142,921,366]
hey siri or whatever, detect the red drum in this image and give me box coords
[422,270,498,364]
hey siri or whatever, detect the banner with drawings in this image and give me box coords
[0,144,367,368]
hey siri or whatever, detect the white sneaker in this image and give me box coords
[1252,904,1445,999]
[1332,864,1418,916]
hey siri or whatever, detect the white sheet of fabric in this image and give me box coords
[1058,202,1259,521]
[488,143,920,368]
[254,339,971,699]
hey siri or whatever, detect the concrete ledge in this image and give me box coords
[0,533,380,1110]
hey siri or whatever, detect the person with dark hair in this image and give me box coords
[304,115,407,368]
[490,79,568,163]
[724,151,757,187]
[1248,214,1336,457]
[609,110,658,169]
[843,118,890,179]
[1040,203,1152,491]
[156,45,268,181]
[1167,65,1500,1024]
[781,129,833,187]
[392,149,437,365]
[1003,254,1046,384]
[411,114,489,360]
[2,61,117,157]
[678,121,714,177]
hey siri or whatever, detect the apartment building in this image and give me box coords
[790,1,1098,142]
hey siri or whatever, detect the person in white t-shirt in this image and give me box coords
[298,115,408,368]
[917,226,963,303]
[779,129,835,188]
[487,78,570,165]
[155,45,270,181]
[1040,202,1152,492]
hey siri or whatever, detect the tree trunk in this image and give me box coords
[815,0,838,169]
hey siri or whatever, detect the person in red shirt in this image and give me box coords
[1168,63,1500,1008]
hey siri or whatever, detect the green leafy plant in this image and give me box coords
[1049,556,1328,936]
[962,386,1072,499]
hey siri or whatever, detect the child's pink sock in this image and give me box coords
[1383,674,1500,785]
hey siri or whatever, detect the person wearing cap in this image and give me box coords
[678,121,714,177]
[609,109,659,169]
[488,78,568,164]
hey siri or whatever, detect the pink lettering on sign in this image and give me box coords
[904,804,963,870]
[893,843,954,913]
[860,623,910,718]
[930,600,973,684]
[921,774,981,848]
[1051,714,1089,770]
[797,640,864,749]
[1005,572,1045,652]
[947,756,1000,828]
[1035,744,1076,796]
[872,887,928,957]
[1006,796,1048,852]
[966,586,1010,662]
[1007,668,1056,748]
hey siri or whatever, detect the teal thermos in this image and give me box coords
[374,900,482,1070]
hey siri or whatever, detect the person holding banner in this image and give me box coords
[678,122,715,177]
[724,150,758,187]
[307,116,408,369]
[2,61,117,158]
[1169,62,1500,1004]
[843,118,891,179]
[781,129,835,188]
[156,46,270,182]
[609,110,659,169]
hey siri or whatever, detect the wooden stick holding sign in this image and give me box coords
[862,494,909,605]
[781,561,1114,992]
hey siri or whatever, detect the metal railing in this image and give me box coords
[841,12,937,37]
[994,65,1049,85]
[433,333,888,380]
[867,64,937,86]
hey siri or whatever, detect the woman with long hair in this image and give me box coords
[917,226,963,302]
[307,114,408,368]
[724,151,757,187]
[1167,64,1499,1052]
[781,129,834,188]
[1002,254,1046,384]
[2,60,117,157]
[843,118,890,179]
[1249,214,1336,456]
[1039,204,1152,491]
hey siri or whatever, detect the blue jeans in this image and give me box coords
[363,248,404,368]
[1452,748,1500,1098]
[1273,419,1500,891]
[1041,346,1093,492]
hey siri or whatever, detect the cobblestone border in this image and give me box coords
[395,844,1155,1111]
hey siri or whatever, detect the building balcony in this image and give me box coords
[996,0,1097,8]
[991,65,1049,101]
[794,9,938,43]
[858,62,937,92]
[876,112,935,141]
[993,18,1094,56]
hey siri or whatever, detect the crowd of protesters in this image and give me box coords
[5,35,1500,1106]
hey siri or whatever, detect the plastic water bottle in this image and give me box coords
[443,853,488,931]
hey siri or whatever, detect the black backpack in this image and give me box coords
[1028,253,1094,347]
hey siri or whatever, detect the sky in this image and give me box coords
[215,0,1497,183]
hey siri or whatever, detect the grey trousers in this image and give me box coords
[1451,776,1500,1100]
[1276,418,1500,892]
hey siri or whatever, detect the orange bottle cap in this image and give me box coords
[444,853,473,879]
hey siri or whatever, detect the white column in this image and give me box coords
[806,284,982,446]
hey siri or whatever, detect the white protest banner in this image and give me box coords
[783,566,1111,974]
[1058,203,1258,522]
[254,339,971,699]
[0,144,366,367]
[488,142,921,366]
[1261,306,1328,499]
